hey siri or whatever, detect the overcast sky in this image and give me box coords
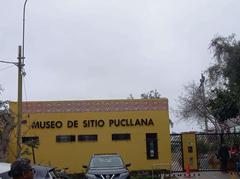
[1,0,240,132]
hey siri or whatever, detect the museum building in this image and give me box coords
[8,98,171,173]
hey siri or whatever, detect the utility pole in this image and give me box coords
[200,73,208,133]
[15,0,28,158]
[0,46,24,158]
[16,46,24,158]
[1,0,28,159]
[16,0,28,158]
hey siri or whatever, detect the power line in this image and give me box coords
[0,65,15,72]
[0,59,18,65]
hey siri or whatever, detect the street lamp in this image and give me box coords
[15,0,29,158]
[22,0,28,63]
[14,0,29,158]
[0,0,28,158]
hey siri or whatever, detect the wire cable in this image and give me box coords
[0,64,15,72]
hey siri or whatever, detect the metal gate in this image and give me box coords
[196,134,221,171]
[171,133,240,172]
[170,134,184,172]
[196,133,240,171]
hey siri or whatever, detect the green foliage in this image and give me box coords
[127,90,161,99]
[197,138,219,154]
[197,139,209,154]
[22,139,40,164]
[128,90,174,128]
[208,90,239,122]
[22,139,40,156]
[209,34,240,89]
[140,89,161,99]
[24,139,39,149]
[177,34,240,131]
[0,89,15,161]
[207,34,240,122]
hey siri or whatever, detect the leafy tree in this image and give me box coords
[127,94,134,100]
[208,34,240,90]
[208,89,239,123]
[22,139,39,164]
[140,89,161,99]
[207,34,240,122]
[0,87,15,161]
[177,81,221,132]
[128,90,161,99]
[177,34,240,132]
[128,90,174,127]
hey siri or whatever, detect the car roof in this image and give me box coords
[0,163,10,173]
[93,153,120,157]
[0,163,54,173]
[33,165,53,170]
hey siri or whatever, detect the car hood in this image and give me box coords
[88,167,128,175]
[0,163,10,173]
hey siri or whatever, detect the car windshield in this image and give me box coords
[33,165,56,179]
[90,156,124,168]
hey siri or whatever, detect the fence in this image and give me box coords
[170,134,184,172]
[170,133,240,172]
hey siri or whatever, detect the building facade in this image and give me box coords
[8,99,171,174]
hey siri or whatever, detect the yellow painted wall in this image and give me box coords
[182,133,198,170]
[8,101,171,174]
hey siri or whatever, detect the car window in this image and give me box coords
[90,156,124,168]
[33,166,53,179]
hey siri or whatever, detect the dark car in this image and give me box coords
[83,154,131,179]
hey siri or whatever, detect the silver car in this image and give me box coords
[32,165,61,179]
[0,162,62,179]
[0,162,11,179]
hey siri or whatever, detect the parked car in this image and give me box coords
[0,162,64,179]
[83,154,131,179]
[0,162,11,179]
[33,165,60,179]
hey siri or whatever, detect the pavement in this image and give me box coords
[172,171,240,179]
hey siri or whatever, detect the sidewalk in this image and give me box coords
[174,171,240,179]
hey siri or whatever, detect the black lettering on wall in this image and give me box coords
[73,120,78,128]
[109,119,114,127]
[31,121,63,129]
[83,120,88,128]
[67,120,78,128]
[55,121,63,128]
[31,118,155,129]
[148,118,154,126]
[32,121,40,129]
[98,120,105,127]
[67,120,73,128]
